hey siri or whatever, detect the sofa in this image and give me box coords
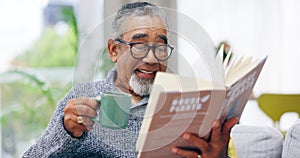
[230,119,300,158]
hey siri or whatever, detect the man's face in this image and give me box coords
[109,15,168,96]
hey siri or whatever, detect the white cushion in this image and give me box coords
[231,125,283,158]
[282,119,300,158]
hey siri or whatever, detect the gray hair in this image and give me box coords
[111,2,169,39]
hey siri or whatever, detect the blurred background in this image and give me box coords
[1,0,300,157]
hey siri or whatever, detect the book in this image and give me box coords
[136,47,267,157]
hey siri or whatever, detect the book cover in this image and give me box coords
[136,56,267,157]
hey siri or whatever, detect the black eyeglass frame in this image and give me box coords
[115,38,174,61]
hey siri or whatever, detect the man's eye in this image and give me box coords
[134,44,147,50]
[157,46,167,52]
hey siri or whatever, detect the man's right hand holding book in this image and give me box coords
[171,118,238,158]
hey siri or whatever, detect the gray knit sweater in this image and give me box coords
[22,69,148,158]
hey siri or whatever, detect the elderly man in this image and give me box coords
[23,2,237,158]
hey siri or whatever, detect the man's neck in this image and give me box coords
[115,85,143,106]
[129,89,143,105]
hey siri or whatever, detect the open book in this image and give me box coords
[136,47,267,157]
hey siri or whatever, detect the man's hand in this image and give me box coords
[63,97,98,137]
[171,117,238,158]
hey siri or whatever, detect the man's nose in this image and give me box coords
[142,49,158,64]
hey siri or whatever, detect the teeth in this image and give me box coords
[139,70,154,74]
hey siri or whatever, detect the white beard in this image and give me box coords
[129,72,154,96]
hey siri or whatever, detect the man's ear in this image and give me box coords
[107,39,118,63]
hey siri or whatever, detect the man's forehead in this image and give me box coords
[123,27,166,36]
[122,15,167,36]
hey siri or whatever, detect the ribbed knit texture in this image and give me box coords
[22,69,148,158]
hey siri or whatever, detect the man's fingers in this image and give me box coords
[78,116,95,126]
[64,98,97,138]
[172,119,239,158]
[222,117,239,134]
[182,133,208,153]
[171,147,199,158]
[75,104,97,118]
[211,120,221,140]
[65,110,95,126]
[66,120,89,137]
[74,97,99,110]
[72,131,84,138]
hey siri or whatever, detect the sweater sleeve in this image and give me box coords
[22,85,88,158]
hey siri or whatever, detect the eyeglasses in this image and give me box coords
[115,39,174,61]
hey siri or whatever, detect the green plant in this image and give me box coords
[1,6,79,157]
[0,70,71,139]
[0,69,72,157]
[1,5,115,157]
[12,27,77,67]
[12,6,78,68]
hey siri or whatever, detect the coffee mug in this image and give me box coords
[95,92,131,129]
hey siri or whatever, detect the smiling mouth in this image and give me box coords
[135,69,157,79]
